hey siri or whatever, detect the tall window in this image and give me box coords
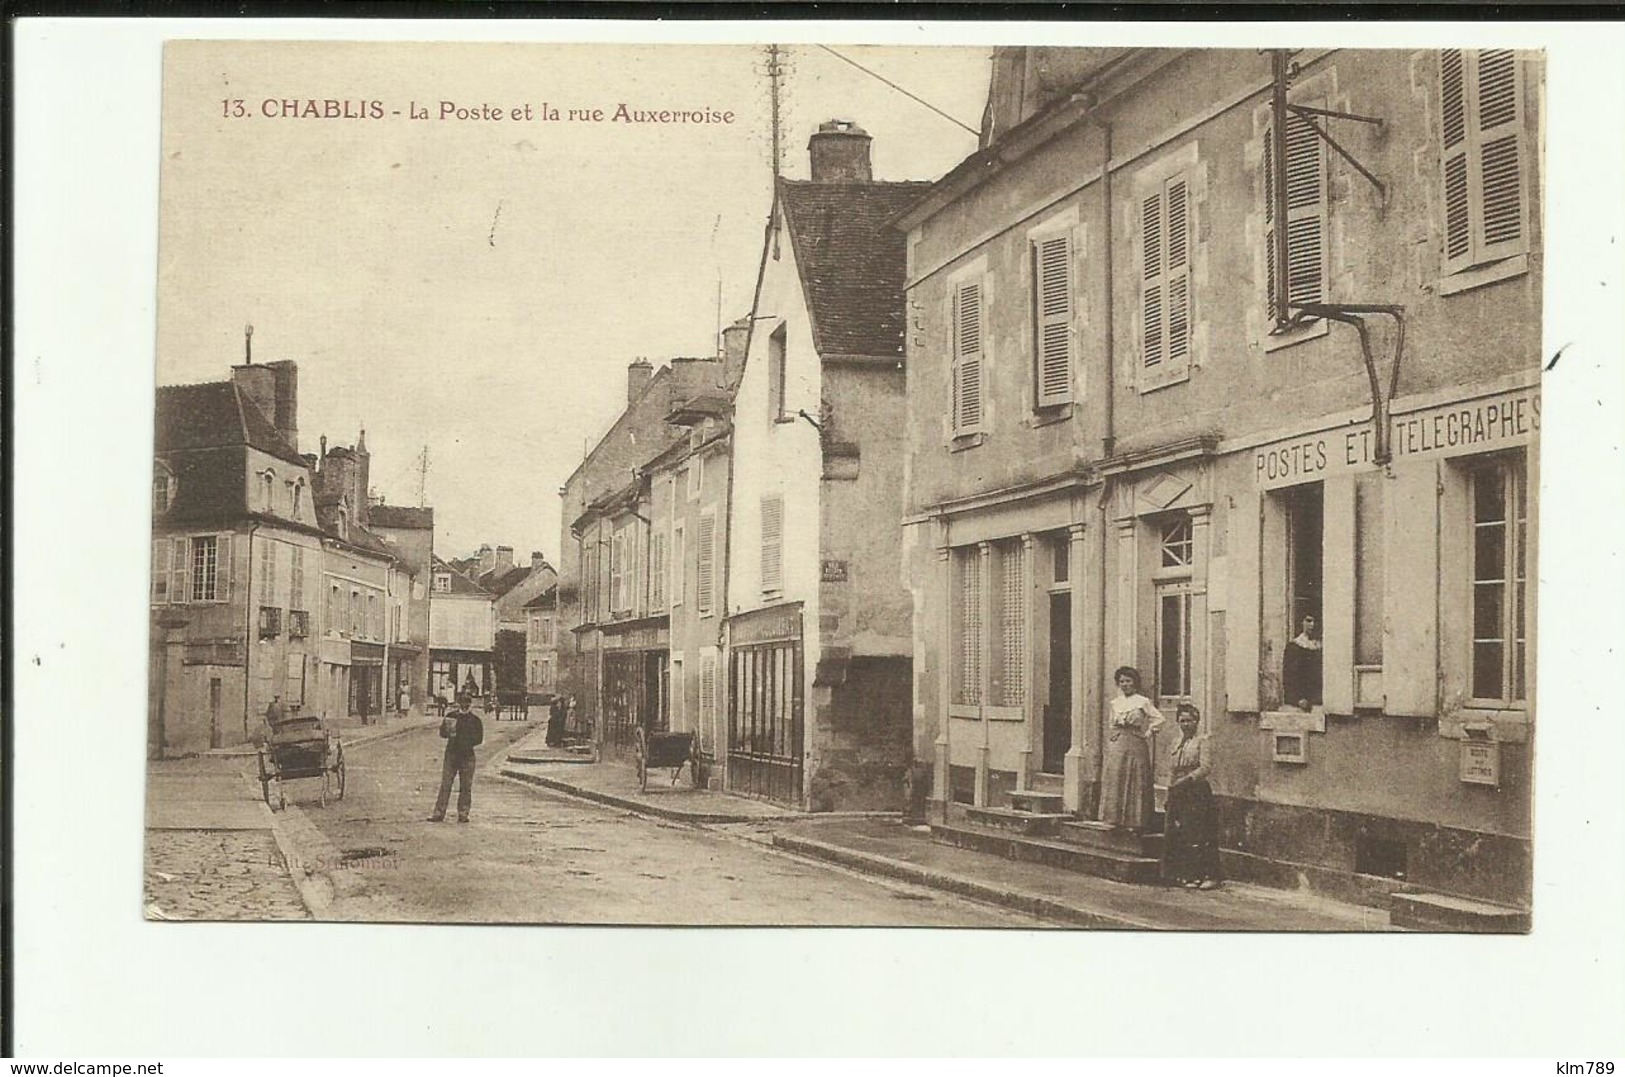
[609,527,627,615]
[259,540,277,607]
[289,547,305,610]
[768,324,788,421]
[433,571,451,593]
[291,478,305,521]
[1032,233,1074,407]
[153,466,173,515]
[1263,109,1327,328]
[1471,455,1528,703]
[991,541,1027,707]
[696,510,716,615]
[671,524,686,607]
[261,470,276,513]
[760,494,784,596]
[1155,515,1194,700]
[329,582,342,632]
[951,280,985,434]
[191,535,221,602]
[650,531,667,609]
[952,547,983,706]
[1441,49,1528,276]
[1141,173,1193,384]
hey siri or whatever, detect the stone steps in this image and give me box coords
[1059,819,1164,859]
[1389,892,1530,933]
[963,805,1071,838]
[1007,790,1066,815]
[932,823,1163,885]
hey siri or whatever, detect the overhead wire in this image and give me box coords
[815,45,980,137]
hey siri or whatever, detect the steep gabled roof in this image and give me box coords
[155,380,305,466]
[479,565,533,598]
[778,179,932,359]
[522,583,559,610]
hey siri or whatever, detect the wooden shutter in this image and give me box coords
[170,537,188,603]
[152,540,170,603]
[1264,111,1326,322]
[1142,191,1165,370]
[952,281,984,433]
[761,494,784,594]
[1473,49,1526,265]
[1033,234,1072,406]
[1440,49,1474,274]
[218,534,233,603]
[701,652,717,725]
[697,511,716,613]
[1164,178,1192,373]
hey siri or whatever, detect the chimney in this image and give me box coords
[495,545,514,573]
[354,428,370,526]
[721,316,750,388]
[627,358,653,404]
[808,119,872,184]
[478,544,496,578]
[231,363,277,434]
[531,551,547,571]
[265,361,299,453]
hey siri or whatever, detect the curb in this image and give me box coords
[769,833,1156,930]
[500,768,812,824]
[261,799,336,919]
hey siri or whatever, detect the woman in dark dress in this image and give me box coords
[1281,614,1323,710]
[1163,703,1221,889]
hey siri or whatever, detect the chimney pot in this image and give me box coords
[808,119,872,184]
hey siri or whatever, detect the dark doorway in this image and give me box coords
[1043,592,1072,774]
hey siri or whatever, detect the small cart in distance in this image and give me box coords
[257,714,346,811]
[634,728,700,793]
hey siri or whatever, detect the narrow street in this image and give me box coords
[294,723,1042,927]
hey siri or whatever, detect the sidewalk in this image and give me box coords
[499,727,897,825]
[769,818,1398,932]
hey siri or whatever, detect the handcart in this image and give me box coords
[633,728,701,793]
[256,713,346,811]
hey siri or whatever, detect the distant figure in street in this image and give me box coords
[429,691,484,823]
[1282,614,1323,711]
[463,672,480,700]
[1162,703,1221,890]
[398,682,410,716]
[546,695,566,747]
[261,695,286,743]
[1098,666,1164,833]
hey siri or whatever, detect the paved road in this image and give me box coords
[298,723,1042,927]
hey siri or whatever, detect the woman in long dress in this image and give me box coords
[1162,703,1222,889]
[1099,666,1164,831]
[1281,614,1323,710]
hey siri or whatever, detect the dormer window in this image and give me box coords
[291,478,305,521]
[433,572,452,593]
[260,469,276,513]
[153,464,175,516]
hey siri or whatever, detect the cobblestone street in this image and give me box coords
[144,830,308,920]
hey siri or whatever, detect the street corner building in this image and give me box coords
[899,47,1539,923]
[151,355,434,755]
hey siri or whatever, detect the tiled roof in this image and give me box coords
[779,179,932,359]
[432,557,494,597]
[155,381,305,466]
[313,500,396,561]
[479,565,532,597]
[522,583,559,610]
[369,505,435,529]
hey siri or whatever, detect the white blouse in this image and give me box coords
[1109,693,1165,735]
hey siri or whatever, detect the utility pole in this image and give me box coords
[417,445,429,508]
[766,43,786,259]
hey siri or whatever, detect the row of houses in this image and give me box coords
[149,356,562,756]
[558,46,1540,911]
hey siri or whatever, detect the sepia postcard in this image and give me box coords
[144,38,1544,933]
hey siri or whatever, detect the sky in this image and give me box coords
[155,40,990,561]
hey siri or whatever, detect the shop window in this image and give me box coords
[1279,483,1324,709]
[1470,454,1528,704]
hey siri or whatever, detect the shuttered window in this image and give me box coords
[951,280,985,434]
[170,537,189,602]
[259,540,276,607]
[994,541,1027,707]
[760,494,784,595]
[696,510,716,615]
[609,529,626,614]
[290,546,305,611]
[1441,49,1528,275]
[190,534,229,603]
[1032,234,1073,407]
[953,547,982,706]
[1264,108,1327,327]
[1141,173,1193,385]
[152,539,172,603]
[650,531,666,609]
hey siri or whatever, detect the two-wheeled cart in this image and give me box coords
[257,714,346,811]
[633,728,701,793]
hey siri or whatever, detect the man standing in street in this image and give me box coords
[429,690,484,823]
